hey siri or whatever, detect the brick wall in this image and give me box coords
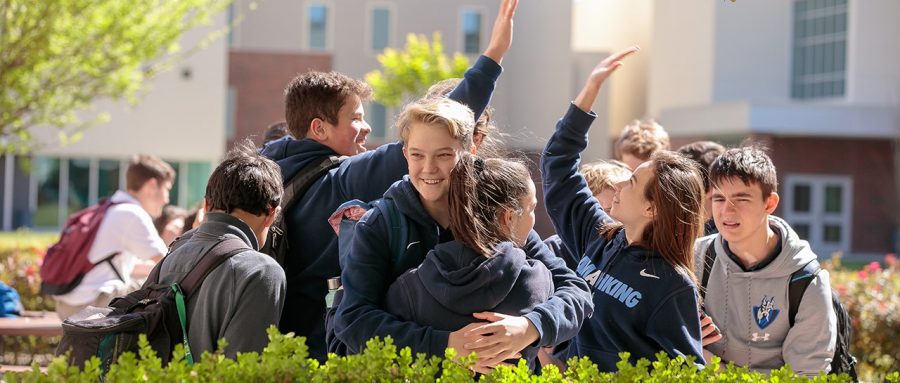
[766,135,897,254]
[228,51,332,148]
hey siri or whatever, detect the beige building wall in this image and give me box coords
[33,13,229,162]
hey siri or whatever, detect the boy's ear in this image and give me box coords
[309,118,326,140]
[764,192,780,214]
[264,205,281,228]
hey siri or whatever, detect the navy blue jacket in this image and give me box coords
[541,104,705,371]
[334,177,593,356]
[260,55,502,361]
[384,240,553,364]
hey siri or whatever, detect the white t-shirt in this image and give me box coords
[54,190,168,306]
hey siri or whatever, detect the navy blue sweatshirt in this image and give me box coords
[260,55,502,361]
[334,177,593,356]
[541,104,705,371]
[384,240,553,364]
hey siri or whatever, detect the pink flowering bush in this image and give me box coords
[826,254,900,381]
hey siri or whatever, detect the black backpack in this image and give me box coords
[700,242,858,381]
[56,238,248,372]
[261,155,346,266]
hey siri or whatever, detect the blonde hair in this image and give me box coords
[425,78,503,156]
[615,119,670,160]
[397,97,475,149]
[580,160,631,196]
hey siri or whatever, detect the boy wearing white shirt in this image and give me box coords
[54,154,174,319]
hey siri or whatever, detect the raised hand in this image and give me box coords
[574,46,640,112]
[483,0,519,64]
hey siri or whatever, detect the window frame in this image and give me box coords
[783,173,853,256]
[304,1,334,52]
[458,6,487,56]
[366,2,395,54]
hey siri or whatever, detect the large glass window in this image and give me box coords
[67,159,90,215]
[186,162,212,208]
[371,7,390,51]
[167,161,181,207]
[34,157,61,228]
[97,159,120,200]
[784,174,853,256]
[791,0,847,99]
[308,4,328,50]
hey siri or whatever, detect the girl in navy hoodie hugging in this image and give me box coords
[333,96,592,374]
[384,152,553,368]
[540,46,706,371]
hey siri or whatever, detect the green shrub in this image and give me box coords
[5,327,891,383]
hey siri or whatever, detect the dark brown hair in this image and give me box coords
[154,205,187,236]
[600,151,704,285]
[205,139,283,216]
[126,154,176,192]
[449,153,532,256]
[284,71,372,139]
[677,140,726,191]
[709,146,777,198]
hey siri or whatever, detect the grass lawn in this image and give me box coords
[0,230,58,251]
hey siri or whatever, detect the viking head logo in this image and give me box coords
[752,295,780,329]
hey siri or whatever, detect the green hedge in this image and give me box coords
[6,327,898,383]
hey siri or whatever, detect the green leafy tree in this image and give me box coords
[365,33,470,108]
[0,0,232,154]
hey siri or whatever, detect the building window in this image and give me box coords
[371,6,391,51]
[186,162,212,208]
[461,9,483,54]
[97,159,120,200]
[791,0,847,100]
[33,157,61,228]
[368,102,388,139]
[308,4,329,50]
[783,174,852,256]
[67,158,91,215]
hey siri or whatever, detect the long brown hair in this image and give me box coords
[448,153,532,256]
[601,151,704,284]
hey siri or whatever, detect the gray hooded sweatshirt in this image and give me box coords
[694,216,836,377]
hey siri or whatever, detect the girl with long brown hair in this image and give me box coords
[540,46,706,371]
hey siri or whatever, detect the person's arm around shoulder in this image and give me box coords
[334,211,451,355]
[782,270,838,377]
[461,231,592,372]
[220,253,287,358]
[447,0,517,121]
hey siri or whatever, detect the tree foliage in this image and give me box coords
[0,0,231,154]
[365,32,470,108]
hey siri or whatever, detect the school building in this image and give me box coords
[3,0,896,258]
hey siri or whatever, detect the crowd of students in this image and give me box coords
[47,0,842,377]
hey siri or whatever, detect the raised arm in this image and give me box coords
[540,46,639,257]
[446,0,517,121]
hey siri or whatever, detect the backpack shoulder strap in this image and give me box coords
[374,198,408,263]
[178,238,249,298]
[282,155,346,211]
[700,238,717,300]
[788,259,821,327]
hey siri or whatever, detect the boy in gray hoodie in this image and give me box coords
[694,146,836,376]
